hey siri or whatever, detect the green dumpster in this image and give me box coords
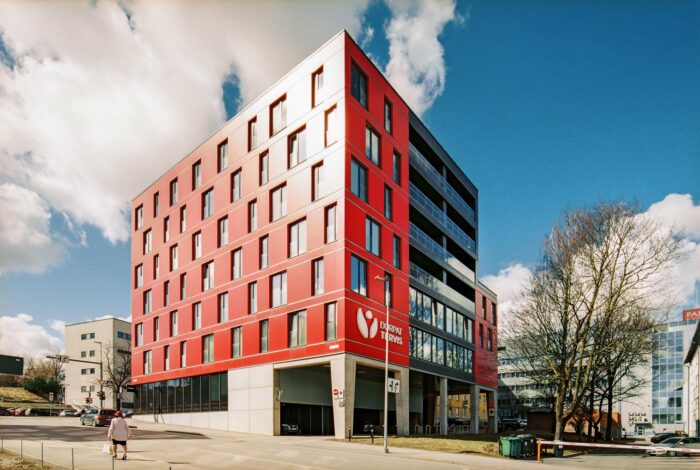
[500,436,522,458]
[499,436,511,456]
[517,434,536,457]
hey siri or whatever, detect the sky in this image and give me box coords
[1,0,699,357]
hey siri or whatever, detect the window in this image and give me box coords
[89,349,96,357]
[81,367,96,375]
[248,199,257,232]
[180,341,186,367]
[482,298,487,319]
[270,95,287,136]
[259,151,269,185]
[491,303,497,325]
[231,248,242,280]
[351,255,367,296]
[248,118,257,151]
[393,235,401,269]
[231,170,242,202]
[270,184,287,221]
[180,206,187,233]
[80,332,95,340]
[289,310,307,347]
[312,66,323,107]
[154,192,160,217]
[365,126,380,166]
[218,217,228,247]
[193,302,202,330]
[271,271,287,307]
[248,282,258,314]
[81,386,87,392]
[325,302,337,341]
[218,292,228,322]
[144,289,152,314]
[325,204,337,243]
[136,323,143,346]
[312,162,324,201]
[365,217,380,256]
[164,345,170,371]
[325,105,337,146]
[393,152,401,185]
[192,160,201,189]
[384,99,393,134]
[288,127,307,168]
[170,245,178,271]
[384,272,393,307]
[232,327,242,358]
[259,236,268,269]
[153,254,159,279]
[479,324,484,348]
[218,140,228,172]
[135,205,143,230]
[384,185,392,220]
[193,232,202,260]
[260,320,269,353]
[351,62,367,108]
[154,316,160,341]
[351,159,367,202]
[487,329,493,351]
[135,264,143,288]
[143,229,152,254]
[202,334,214,363]
[202,261,215,291]
[288,219,307,257]
[170,178,178,205]
[144,350,152,374]
[313,258,324,295]
[170,311,178,336]
[202,188,214,219]
[164,216,170,242]
[180,273,187,300]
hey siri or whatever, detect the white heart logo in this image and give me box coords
[357,308,378,339]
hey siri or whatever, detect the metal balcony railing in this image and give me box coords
[409,144,476,223]
[409,183,476,253]
[410,262,475,313]
[409,223,475,282]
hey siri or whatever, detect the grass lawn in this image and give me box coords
[0,451,53,470]
[347,434,502,456]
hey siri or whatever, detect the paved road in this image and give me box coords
[0,417,697,469]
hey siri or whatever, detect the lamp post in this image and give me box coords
[375,274,390,454]
[94,341,104,408]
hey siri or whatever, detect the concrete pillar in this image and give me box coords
[470,384,480,433]
[330,355,356,439]
[395,367,410,435]
[439,376,448,435]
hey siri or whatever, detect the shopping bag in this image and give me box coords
[102,443,112,454]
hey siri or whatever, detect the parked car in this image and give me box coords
[80,408,116,427]
[646,437,700,456]
[651,431,688,443]
[362,422,380,434]
[0,408,10,416]
[123,409,134,418]
[499,418,527,431]
[281,423,301,435]
[59,409,78,417]
[27,408,51,416]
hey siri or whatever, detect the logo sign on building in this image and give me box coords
[388,378,400,394]
[683,308,700,321]
[356,308,403,345]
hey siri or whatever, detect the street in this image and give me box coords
[0,417,698,469]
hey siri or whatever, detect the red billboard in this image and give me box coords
[683,308,700,321]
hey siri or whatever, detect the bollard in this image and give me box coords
[20,439,23,461]
[371,428,374,444]
[537,439,541,462]
[1,432,3,452]
[112,452,115,470]
[348,427,352,442]
[41,442,44,468]
[71,448,74,470]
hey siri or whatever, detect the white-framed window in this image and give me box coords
[325,204,337,243]
[202,334,214,363]
[325,105,337,146]
[180,340,186,368]
[164,345,170,371]
[135,264,143,288]
[259,152,269,185]
[249,282,257,314]
[312,66,323,107]
[218,217,229,247]
[193,232,202,260]
[231,327,242,358]
[170,179,178,205]
[270,95,287,135]
[232,248,242,280]
[249,200,257,232]
[202,261,215,291]
[270,185,287,221]
[135,205,143,230]
[144,350,152,374]
[325,302,337,341]
[192,160,202,189]
[180,273,187,300]
[193,302,201,330]
[170,310,178,336]
[170,245,178,271]
[164,280,170,306]
[260,320,269,353]
[288,127,307,168]
[288,219,307,257]
[218,292,229,322]
[202,188,214,219]
[153,254,159,279]
[164,216,170,242]
[154,316,160,341]
[153,192,159,217]
[366,217,381,256]
[231,170,242,202]
[218,140,228,172]
[271,271,287,307]
[260,236,268,269]
[313,258,324,295]
[180,206,187,233]
[143,289,152,314]
[136,323,143,346]
[288,310,307,347]
[248,118,257,151]
[143,229,152,254]
[312,162,324,201]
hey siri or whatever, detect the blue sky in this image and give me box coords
[0,0,699,352]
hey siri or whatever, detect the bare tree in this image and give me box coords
[103,342,131,409]
[506,202,681,441]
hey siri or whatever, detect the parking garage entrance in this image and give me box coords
[278,365,334,436]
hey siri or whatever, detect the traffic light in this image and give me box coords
[84,396,92,404]
[97,390,106,400]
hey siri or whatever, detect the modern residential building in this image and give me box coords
[684,312,700,437]
[130,30,497,437]
[64,318,134,410]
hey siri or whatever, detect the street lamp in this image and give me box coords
[94,341,104,408]
[375,274,390,454]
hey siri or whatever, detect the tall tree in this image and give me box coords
[103,342,132,409]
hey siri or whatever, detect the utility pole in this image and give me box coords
[46,354,104,408]
[375,274,390,454]
[94,341,104,408]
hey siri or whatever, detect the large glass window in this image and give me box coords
[289,219,307,257]
[393,152,401,185]
[325,302,337,341]
[365,217,380,256]
[365,126,380,166]
[232,327,242,358]
[180,206,186,233]
[136,323,143,346]
[144,350,152,374]
[135,205,143,230]
[289,310,307,347]
[385,185,392,220]
[180,341,186,367]
[351,62,367,108]
[202,334,214,363]
[180,273,186,300]
[271,271,287,307]
[143,229,152,254]
[270,184,287,221]
[351,159,367,202]
[313,258,324,295]
[351,255,367,296]
[288,127,307,168]
[393,236,401,269]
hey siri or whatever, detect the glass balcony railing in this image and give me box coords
[409,183,476,253]
[410,262,476,314]
[410,223,476,282]
[409,144,476,223]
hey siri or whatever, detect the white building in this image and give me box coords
[684,321,700,437]
[64,318,134,410]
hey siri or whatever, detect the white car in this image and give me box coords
[646,437,700,456]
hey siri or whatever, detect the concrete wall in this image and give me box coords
[229,363,277,435]
[135,411,228,430]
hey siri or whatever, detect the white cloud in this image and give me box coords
[481,263,532,329]
[49,319,66,336]
[0,183,64,274]
[644,193,700,239]
[384,0,460,116]
[0,313,64,358]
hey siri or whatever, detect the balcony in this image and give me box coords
[409,144,476,223]
[410,223,475,283]
[410,262,475,314]
[409,183,476,253]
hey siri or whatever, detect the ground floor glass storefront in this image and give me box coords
[133,372,228,414]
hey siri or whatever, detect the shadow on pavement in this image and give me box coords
[1,424,209,442]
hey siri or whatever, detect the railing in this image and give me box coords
[409,183,476,253]
[410,224,475,282]
[410,263,475,313]
[409,144,476,223]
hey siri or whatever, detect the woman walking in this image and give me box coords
[107,411,132,460]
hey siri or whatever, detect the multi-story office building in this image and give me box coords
[130,31,497,437]
[64,318,134,410]
[684,315,700,437]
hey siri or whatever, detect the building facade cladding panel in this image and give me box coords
[129,31,494,396]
